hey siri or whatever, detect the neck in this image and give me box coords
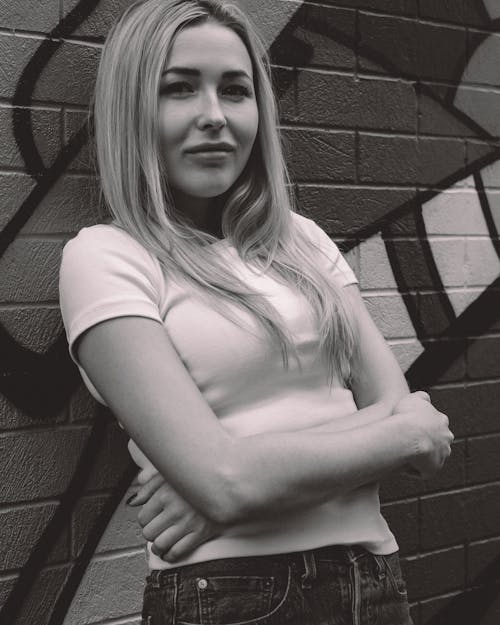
[173,191,224,239]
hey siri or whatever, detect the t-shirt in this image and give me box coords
[59,212,398,569]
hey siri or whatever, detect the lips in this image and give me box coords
[185,142,235,154]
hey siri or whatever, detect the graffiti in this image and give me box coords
[0,1,499,624]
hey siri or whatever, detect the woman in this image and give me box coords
[59,1,453,623]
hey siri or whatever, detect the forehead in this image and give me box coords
[166,22,253,77]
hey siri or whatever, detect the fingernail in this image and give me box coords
[126,493,137,506]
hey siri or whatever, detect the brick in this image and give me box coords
[0,239,64,303]
[64,110,94,172]
[421,483,500,549]
[431,382,500,438]
[318,0,417,16]
[403,546,464,601]
[418,137,466,187]
[393,238,466,289]
[419,590,470,625]
[63,0,132,39]
[355,77,417,133]
[0,307,63,353]
[359,234,397,290]
[296,185,414,239]
[416,292,457,338]
[465,238,500,288]
[380,440,466,502]
[363,293,417,339]
[455,87,500,140]
[0,107,61,170]
[69,383,102,423]
[418,84,478,137]
[359,13,467,83]
[278,69,417,132]
[280,71,357,128]
[467,337,500,380]
[359,135,467,187]
[72,489,142,558]
[283,128,355,183]
[359,134,418,185]
[21,174,100,234]
[85,418,132,492]
[420,0,491,28]
[422,187,490,236]
[448,287,485,318]
[465,32,500,86]
[421,339,467,384]
[381,499,419,555]
[467,434,500,484]
[271,4,356,71]
[0,428,89,503]
[63,551,146,625]
[465,139,499,170]
[0,503,69,569]
[0,35,100,105]
[389,340,424,373]
[0,0,60,32]
[467,537,500,585]
[0,395,67,430]
[0,564,72,625]
[0,173,36,230]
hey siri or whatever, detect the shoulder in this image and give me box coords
[289,212,339,254]
[63,223,152,258]
[61,224,162,276]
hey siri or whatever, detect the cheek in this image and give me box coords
[236,108,259,153]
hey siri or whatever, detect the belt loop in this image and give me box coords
[301,551,317,590]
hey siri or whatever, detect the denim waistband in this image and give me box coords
[146,544,377,588]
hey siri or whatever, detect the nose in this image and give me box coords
[196,91,227,130]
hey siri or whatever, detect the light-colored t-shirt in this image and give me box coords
[59,212,398,569]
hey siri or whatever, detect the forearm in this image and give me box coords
[219,413,414,523]
[305,398,399,434]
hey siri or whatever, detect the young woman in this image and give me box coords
[59,1,453,623]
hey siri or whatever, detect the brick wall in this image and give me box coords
[1,1,499,624]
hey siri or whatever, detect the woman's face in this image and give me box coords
[159,21,259,210]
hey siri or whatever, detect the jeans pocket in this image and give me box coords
[380,552,408,599]
[177,566,292,625]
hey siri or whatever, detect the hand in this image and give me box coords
[394,391,454,479]
[130,473,221,562]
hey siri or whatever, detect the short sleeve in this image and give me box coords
[59,224,164,366]
[292,213,358,287]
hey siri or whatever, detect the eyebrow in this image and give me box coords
[162,67,252,80]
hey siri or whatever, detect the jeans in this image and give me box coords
[141,545,413,625]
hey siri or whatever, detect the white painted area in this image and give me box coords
[64,551,147,625]
[480,158,500,234]
[359,234,398,290]
[484,0,500,20]
[465,237,500,287]
[422,180,500,316]
[236,0,304,49]
[422,180,490,235]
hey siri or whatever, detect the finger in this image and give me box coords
[142,509,184,542]
[151,525,192,557]
[137,494,167,527]
[162,531,207,563]
[131,473,168,507]
[413,390,431,402]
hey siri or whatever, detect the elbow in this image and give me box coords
[201,455,258,525]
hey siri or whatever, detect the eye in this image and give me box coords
[159,81,194,97]
[222,84,252,99]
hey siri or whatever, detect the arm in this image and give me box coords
[77,311,451,526]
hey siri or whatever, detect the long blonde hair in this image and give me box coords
[94,0,357,382]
